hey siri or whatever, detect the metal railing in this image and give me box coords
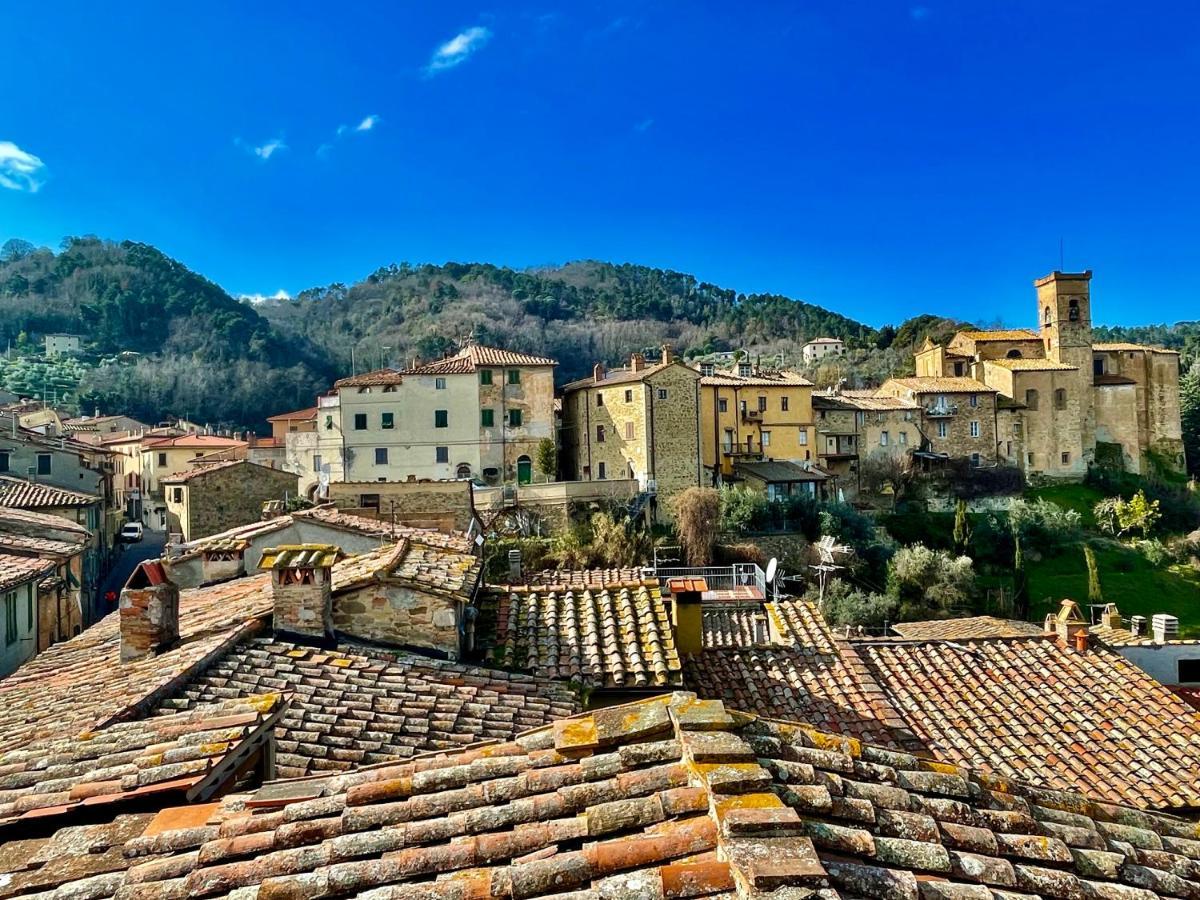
[648,554,767,597]
[924,403,958,417]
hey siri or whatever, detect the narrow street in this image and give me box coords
[94,531,167,621]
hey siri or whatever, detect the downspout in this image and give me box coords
[695,378,702,487]
[647,380,656,484]
[584,392,592,480]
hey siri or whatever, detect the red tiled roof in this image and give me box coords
[0,552,55,592]
[25,690,1200,899]
[333,367,404,388]
[403,343,557,375]
[141,434,247,449]
[265,406,317,422]
[890,616,1049,640]
[0,476,99,509]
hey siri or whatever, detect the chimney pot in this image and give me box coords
[262,544,345,644]
[1074,630,1089,652]
[630,353,645,373]
[1152,613,1179,643]
[1130,614,1146,636]
[508,549,522,583]
[201,544,246,583]
[119,561,179,661]
[593,362,606,382]
[661,343,675,364]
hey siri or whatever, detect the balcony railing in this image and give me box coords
[650,563,767,598]
[924,402,958,417]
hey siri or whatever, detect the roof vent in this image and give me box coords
[1152,613,1179,643]
[1129,615,1147,636]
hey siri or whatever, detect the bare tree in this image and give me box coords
[672,487,721,566]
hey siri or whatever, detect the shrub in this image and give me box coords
[1137,539,1170,567]
[550,511,653,569]
[718,486,768,533]
[886,544,976,618]
[672,487,721,565]
[1009,498,1081,552]
[1094,490,1163,539]
[806,578,898,630]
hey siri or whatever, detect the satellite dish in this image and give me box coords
[765,557,778,584]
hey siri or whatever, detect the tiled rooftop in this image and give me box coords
[157,638,580,779]
[698,367,814,387]
[160,458,262,484]
[686,600,922,751]
[890,616,1049,640]
[0,475,99,509]
[702,603,768,649]
[0,694,283,828]
[23,690,1200,899]
[488,580,682,689]
[884,377,998,394]
[854,635,1200,808]
[985,358,1078,371]
[0,552,56,592]
[333,367,404,388]
[403,343,558,374]
[955,328,1042,342]
[1095,342,1179,354]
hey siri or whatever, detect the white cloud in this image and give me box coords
[240,289,291,304]
[355,114,379,132]
[0,141,47,192]
[253,138,287,160]
[425,26,491,74]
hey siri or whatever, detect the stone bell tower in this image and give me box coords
[1036,270,1096,472]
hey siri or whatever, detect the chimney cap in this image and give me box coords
[258,544,345,571]
[125,559,171,590]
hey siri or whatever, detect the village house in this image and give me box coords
[0,553,56,677]
[810,390,920,496]
[137,432,248,528]
[161,459,300,542]
[695,361,817,485]
[42,333,81,356]
[0,506,89,647]
[915,270,1185,478]
[801,335,846,362]
[99,425,188,518]
[877,376,999,465]
[560,344,702,519]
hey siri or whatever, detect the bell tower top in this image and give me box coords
[1036,270,1092,363]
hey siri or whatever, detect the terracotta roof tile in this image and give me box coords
[486,580,682,689]
[0,552,55,592]
[1095,342,1179,354]
[333,367,404,388]
[265,406,317,422]
[403,344,557,374]
[955,329,1042,342]
[884,376,998,394]
[0,476,99,509]
[890,616,1049,640]
[26,690,1200,899]
[156,638,580,779]
[985,358,1078,371]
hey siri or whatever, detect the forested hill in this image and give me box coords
[257,259,883,382]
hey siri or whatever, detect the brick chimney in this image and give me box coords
[120,561,180,662]
[261,544,346,644]
[669,577,706,655]
[1099,603,1123,631]
[201,542,247,583]
[1050,598,1088,648]
[661,343,675,364]
[630,352,645,372]
[593,362,606,382]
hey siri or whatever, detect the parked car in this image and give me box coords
[119,522,144,542]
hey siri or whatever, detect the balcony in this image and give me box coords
[741,409,762,423]
[924,402,958,417]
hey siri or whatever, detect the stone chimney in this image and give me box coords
[201,542,247,583]
[1050,598,1089,648]
[661,343,675,364]
[630,352,645,373]
[1099,603,1123,631]
[593,363,606,383]
[261,544,346,644]
[120,561,180,662]
[668,577,706,655]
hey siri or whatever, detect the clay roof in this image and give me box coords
[333,539,482,601]
[31,689,1200,899]
[0,531,84,558]
[157,638,580,779]
[734,460,829,483]
[160,458,284,484]
[259,543,347,570]
[685,599,922,751]
[486,580,682,689]
[0,476,99,509]
[956,329,1042,342]
[699,368,814,387]
[562,359,698,392]
[884,376,997,394]
[141,434,247,449]
[852,635,1200,808]
[0,694,283,829]
[333,367,404,388]
[0,504,89,536]
[890,616,1049,640]
[0,552,55,592]
[1095,373,1139,386]
[836,391,919,411]
[702,603,769,649]
[985,358,1078,372]
[403,343,558,374]
[1095,342,1180,354]
[517,567,650,588]
[805,336,845,344]
[265,406,317,422]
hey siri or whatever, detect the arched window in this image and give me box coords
[1068,298,1080,322]
[455,463,472,480]
[1054,388,1067,410]
[1006,348,1023,359]
[516,455,533,485]
[1043,306,1053,326]
[482,467,500,485]
[1025,389,1039,410]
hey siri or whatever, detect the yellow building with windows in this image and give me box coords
[694,362,816,482]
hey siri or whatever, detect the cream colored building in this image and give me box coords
[694,362,816,482]
[561,345,701,517]
[915,271,1185,478]
[292,343,557,494]
[802,337,845,364]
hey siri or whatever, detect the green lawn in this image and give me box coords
[1027,541,1200,636]
[1025,483,1108,529]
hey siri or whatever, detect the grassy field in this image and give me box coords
[1025,483,1108,529]
[1027,541,1200,636]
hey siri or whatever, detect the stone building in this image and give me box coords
[915,270,1185,478]
[694,362,816,484]
[161,460,300,542]
[560,344,702,519]
[811,390,921,495]
[877,376,999,465]
[801,336,845,363]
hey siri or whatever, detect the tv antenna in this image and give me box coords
[809,535,853,605]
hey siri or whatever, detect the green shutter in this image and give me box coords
[481,409,494,427]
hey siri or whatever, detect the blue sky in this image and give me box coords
[2,2,1198,327]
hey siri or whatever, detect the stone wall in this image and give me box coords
[119,583,179,661]
[332,584,461,657]
[918,391,998,463]
[647,364,702,515]
[327,480,475,532]
[272,571,333,641]
[1094,383,1142,473]
[1007,370,1090,479]
[178,463,299,541]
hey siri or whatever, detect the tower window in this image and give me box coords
[1043,306,1053,326]
[1068,298,1080,322]
[1025,389,1039,410]
[1006,349,1022,359]
[1055,388,1067,410]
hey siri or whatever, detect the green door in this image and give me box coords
[517,456,532,485]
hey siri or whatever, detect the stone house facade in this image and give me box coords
[695,363,815,483]
[914,270,1185,478]
[560,345,702,520]
[161,460,300,542]
[878,377,999,464]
